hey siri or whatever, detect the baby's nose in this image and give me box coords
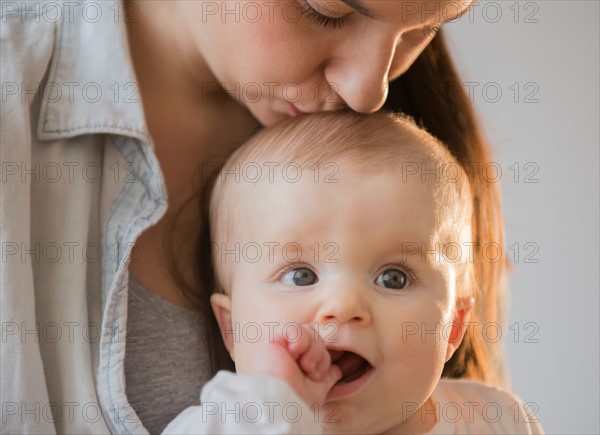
[315,283,372,326]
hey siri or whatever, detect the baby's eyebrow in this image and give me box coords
[394,241,423,257]
[391,241,448,266]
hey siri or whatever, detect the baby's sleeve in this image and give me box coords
[434,379,545,434]
[162,371,322,434]
[514,393,545,435]
[478,384,545,434]
[484,385,544,435]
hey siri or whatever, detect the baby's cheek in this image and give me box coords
[390,308,453,367]
[231,301,279,343]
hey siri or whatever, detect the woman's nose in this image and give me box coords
[324,34,397,113]
[315,281,372,326]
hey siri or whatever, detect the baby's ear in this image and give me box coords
[210,293,235,361]
[444,297,475,362]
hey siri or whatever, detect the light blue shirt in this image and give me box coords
[1,1,167,432]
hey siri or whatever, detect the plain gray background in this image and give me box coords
[445,1,599,433]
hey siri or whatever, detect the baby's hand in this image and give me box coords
[240,324,342,408]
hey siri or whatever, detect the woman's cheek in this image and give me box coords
[249,23,308,82]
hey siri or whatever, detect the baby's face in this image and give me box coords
[214,159,471,433]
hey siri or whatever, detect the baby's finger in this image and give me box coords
[322,363,343,393]
[285,324,314,361]
[309,363,343,408]
[314,347,332,381]
[298,329,329,381]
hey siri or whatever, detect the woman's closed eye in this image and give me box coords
[281,266,319,286]
[375,268,410,290]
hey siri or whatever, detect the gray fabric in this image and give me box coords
[124,272,212,434]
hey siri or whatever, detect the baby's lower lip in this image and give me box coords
[326,366,374,401]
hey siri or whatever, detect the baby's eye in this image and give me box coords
[281,267,318,286]
[375,269,409,290]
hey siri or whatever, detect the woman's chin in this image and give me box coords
[244,102,293,127]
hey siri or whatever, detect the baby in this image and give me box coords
[165,112,543,434]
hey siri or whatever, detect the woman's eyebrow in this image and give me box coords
[340,0,475,24]
[341,0,380,20]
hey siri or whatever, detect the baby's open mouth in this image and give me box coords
[329,350,373,385]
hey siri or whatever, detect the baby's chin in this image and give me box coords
[320,418,388,435]
[317,403,386,435]
[320,412,433,435]
[318,386,439,434]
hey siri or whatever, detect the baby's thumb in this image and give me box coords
[323,363,343,392]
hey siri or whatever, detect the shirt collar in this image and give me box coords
[37,0,150,144]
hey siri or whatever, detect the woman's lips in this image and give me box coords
[288,102,305,116]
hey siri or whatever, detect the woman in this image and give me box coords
[1,0,505,433]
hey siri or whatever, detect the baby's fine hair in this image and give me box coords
[209,111,475,295]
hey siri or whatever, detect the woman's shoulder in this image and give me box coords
[431,378,544,434]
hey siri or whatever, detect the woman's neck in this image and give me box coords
[124,0,259,202]
[123,0,260,309]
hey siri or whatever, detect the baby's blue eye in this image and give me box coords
[375,269,409,290]
[281,267,318,286]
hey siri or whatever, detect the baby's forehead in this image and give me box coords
[221,138,465,211]
[229,155,460,234]
[211,112,472,232]
[232,145,458,198]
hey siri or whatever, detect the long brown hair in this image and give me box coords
[384,32,506,385]
[169,31,506,385]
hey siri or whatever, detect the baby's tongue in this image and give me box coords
[339,352,364,372]
[331,351,366,380]
[328,350,345,363]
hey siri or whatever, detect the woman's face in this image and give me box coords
[178,0,474,126]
